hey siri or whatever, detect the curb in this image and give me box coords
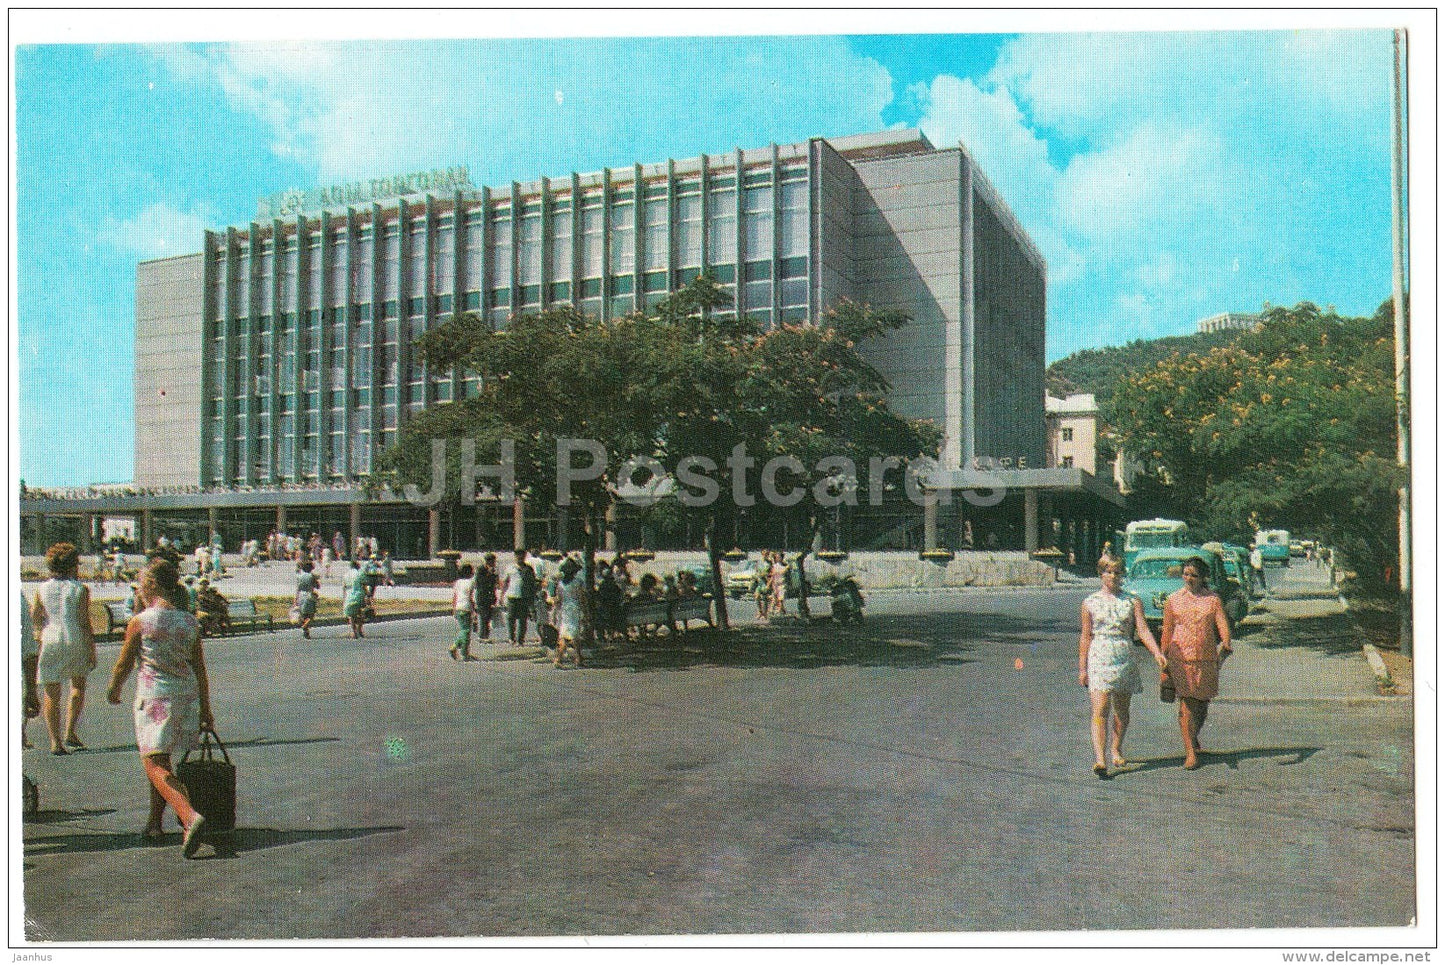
[1215,695,1411,706]
[95,607,455,645]
[1362,643,1396,694]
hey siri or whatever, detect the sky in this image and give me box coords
[12,13,1406,487]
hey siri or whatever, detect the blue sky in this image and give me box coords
[14,21,1401,487]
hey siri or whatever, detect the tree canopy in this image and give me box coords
[1103,301,1403,585]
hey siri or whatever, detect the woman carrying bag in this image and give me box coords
[106,559,214,858]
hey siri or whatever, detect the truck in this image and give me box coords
[1123,518,1190,569]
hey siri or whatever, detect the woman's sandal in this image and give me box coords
[1092,763,1109,779]
[182,814,207,858]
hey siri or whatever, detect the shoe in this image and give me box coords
[1092,763,1109,780]
[50,747,69,756]
[64,736,86,750]
[182,814,206,858]
[448,647,459,661]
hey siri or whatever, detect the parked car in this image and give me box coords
[1125,546,1245,636]
[1205,541,1260,605]
[725,561,764,599]
[1289,540,1306,558]
[1254,529,1291,567]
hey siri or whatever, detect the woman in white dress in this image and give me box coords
[1078,557,1166,779]
[551,557,586,668]
[30,542,96,755]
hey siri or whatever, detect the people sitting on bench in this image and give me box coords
[195,580,230,638]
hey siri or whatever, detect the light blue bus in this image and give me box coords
[1123,518,1190,569]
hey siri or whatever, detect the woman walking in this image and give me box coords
[342,559,369,638]
[769,552,788,618]
[550,557,587,668]
[1079,558,1166,778]
[294,560,320,639]
[1161,557,1233,770]
[30,542,97,755]
[105,559,214,857]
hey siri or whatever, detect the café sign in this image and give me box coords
[257,166,474,219]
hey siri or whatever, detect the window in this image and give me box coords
[642,197,668,271]
[1061,455,1074,468]
[608,191,634,274]
[549,204,572,282]
[1062,427,1074,442]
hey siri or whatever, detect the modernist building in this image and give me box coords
[25,129,1125,559]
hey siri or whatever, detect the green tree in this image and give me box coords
[374,277,939,627]
[1104,301,1403,587]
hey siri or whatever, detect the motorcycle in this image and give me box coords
[829,576,865,624]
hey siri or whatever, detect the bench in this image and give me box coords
[622,595,714,635]
[225,598,274,635]
[105,602,133,633]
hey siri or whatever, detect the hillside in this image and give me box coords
[1046,329,1241,403]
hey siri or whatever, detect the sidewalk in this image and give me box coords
[1217,576,1398,705]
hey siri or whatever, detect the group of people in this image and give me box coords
[1079,554,1232,778]
[442,550,710,668]
[292,553,392,640]
[23,542,215,858]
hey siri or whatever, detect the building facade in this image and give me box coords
[1197,311,1261,334]
[24,128,1127,560]
[136,129,1045,492]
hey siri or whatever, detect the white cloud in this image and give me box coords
[97,202,215,259]
[1055,120,1231,243]
[150,38,894,183]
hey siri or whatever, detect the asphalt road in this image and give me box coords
[19,569,1414,940]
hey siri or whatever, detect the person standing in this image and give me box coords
[1079,558,1166,778]
[472,554,498,643]
[332,530,346,562]
[105,559,214,857]
[342,559,369,639]
[294,560,320,639]
[769,551,788,618]
[550,557,586,668]
[1161,557,1234,771]
[30,542,96,755]
[503,549,537,646]
[450,564,477,661]
[20,588,39,749]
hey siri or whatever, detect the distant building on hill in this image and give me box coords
[1197,311,1262,334]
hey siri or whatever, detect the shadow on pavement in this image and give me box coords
[1253,611,1365,657]
[1114,745,1320,776]
[575,611,1063,672]
[29,735,343,757]
[23,807,117,825]
[25,824,403,859]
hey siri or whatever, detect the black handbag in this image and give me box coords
[177,729,236,833]
[1160,669,1176,703]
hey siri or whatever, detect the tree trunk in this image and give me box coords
[704,523,730,631]
[581,501,599,645]
[794,521,821,619]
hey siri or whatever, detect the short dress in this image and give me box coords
[295,572,319,619]
[1164,588,1227,700]
[554,575,585,639]
[1083,590,1143,695]
[131,606,202,756]
[35,578,93,684]
[342,569,367,619]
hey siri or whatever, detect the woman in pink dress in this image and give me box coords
[1161,557,1233,770]
[106,559,214,857]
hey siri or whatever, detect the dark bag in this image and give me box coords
[539,622,559,649]
[177,729,236,833]
[1160,670,1176,703]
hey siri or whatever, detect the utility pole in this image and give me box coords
[1390,28,1412,657]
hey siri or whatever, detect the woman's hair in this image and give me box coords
[459,563,474,577]
[140,558,182,608]
[1098,557,1126,577]
[1182,557,1209,581]
[300,560,313,573]
[45,542,80,577]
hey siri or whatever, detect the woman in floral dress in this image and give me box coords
[106,559,214,858]
[1161,557,1233,770]
[1079,558,1166,778]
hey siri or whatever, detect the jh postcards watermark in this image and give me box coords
[392,438,1012,509]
